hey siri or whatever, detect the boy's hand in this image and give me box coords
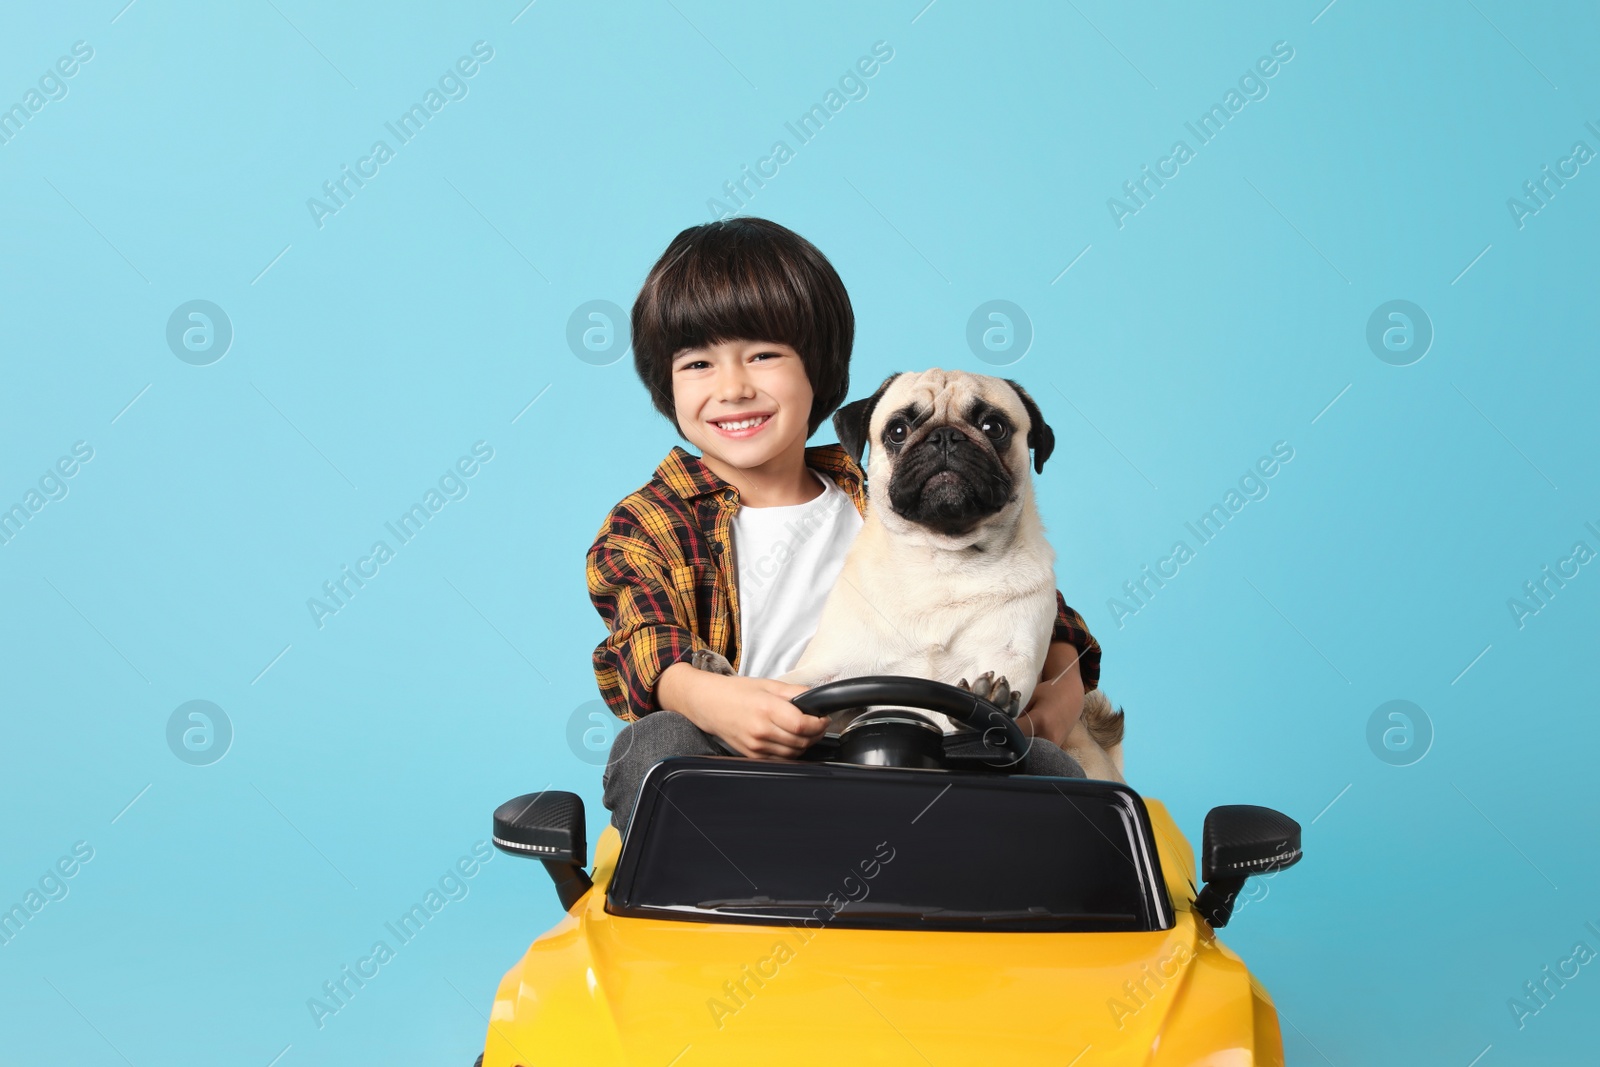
[657,662,826,759]
[1015,642,1086,749]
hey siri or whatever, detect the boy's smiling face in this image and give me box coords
[671,339,814,479]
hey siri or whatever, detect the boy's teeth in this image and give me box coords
[718,416,766,431]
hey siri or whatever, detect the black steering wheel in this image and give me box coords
[790,675,1030,770]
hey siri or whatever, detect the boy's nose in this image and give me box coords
[713,364,757,400]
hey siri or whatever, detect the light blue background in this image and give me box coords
[2,1,1596,1064]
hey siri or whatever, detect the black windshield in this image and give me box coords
[608,758,1173,932]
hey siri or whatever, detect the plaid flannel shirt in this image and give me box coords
[587,444,1102,721]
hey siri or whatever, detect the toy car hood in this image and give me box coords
[483,800,1285,1066]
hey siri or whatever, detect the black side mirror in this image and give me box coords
[493,791,593,911]
[1192,805,1302,928]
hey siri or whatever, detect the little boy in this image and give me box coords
[590,218,1102,832]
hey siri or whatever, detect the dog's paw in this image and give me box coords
[690,649,736,676]
[958,671,1022,717]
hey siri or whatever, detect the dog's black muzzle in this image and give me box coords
[887,425,1012,535]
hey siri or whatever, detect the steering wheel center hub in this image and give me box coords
[837,709,946,769]
[792,676,1030,771]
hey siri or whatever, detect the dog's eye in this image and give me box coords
[885,420,908,445]
[980,417,1008,440]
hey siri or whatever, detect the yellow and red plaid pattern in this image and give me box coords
[587,444,1101,720]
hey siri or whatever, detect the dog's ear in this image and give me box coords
[832,373,901,467]
[1004,379,1055,474]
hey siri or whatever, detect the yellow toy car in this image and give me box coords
[478,677,1301,1065]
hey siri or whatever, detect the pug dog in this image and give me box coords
[780,368,1125,780]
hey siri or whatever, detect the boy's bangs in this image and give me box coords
[652,252,813,360]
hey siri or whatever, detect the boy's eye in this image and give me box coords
[677,359,710,371]
[886,420,909,445]
[750,350,783,361]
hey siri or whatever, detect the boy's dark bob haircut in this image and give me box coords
[632,217,853,437]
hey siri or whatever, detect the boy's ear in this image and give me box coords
[832,373,901,467]
[1004,379,1055,474]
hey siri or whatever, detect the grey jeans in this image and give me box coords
[600,710,1086,834]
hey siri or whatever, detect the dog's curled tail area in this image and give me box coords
[1082,689,1125,749]
[690,649,737,676]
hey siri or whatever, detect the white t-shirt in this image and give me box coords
[732,469,863,679]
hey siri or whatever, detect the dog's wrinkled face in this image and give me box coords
[834,370,1055,540]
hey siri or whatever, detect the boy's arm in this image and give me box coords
[587,515,707,722]
[1018,641,1088,749]
[656,663,822,758]
[587,515,827,757]
[1016,594,1101,748]
[1051,590,1101,692]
